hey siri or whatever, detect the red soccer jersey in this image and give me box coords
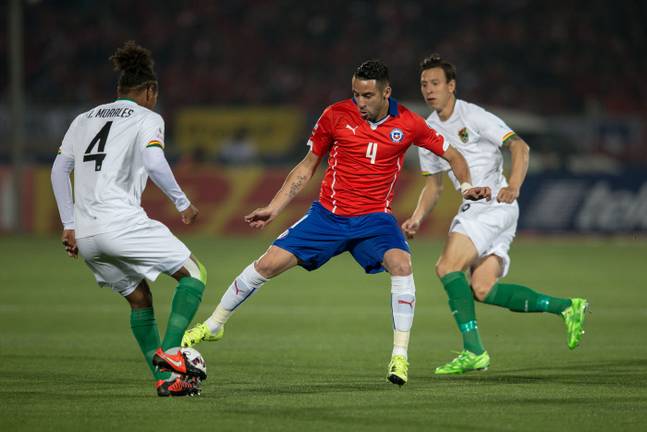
[308,98,449,216]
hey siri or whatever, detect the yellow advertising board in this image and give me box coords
[175,107,305,158]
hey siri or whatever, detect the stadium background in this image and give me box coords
[1,1,646,431]
[2,0,647,237]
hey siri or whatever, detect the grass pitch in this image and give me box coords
[1,235,646,431]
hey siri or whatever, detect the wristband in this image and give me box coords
[460,182,473,194]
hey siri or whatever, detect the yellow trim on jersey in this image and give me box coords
[502,131,516,143]
[146,140,165,149]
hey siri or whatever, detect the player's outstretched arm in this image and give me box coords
[245,150,322,229]
[442,146,491,201]
[143,146,198,223]
[497,135,530,203]
[402,173,443,239]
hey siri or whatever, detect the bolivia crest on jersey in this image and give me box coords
[390,128,404,143]
[458,127,469,143]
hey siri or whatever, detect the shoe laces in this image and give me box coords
[169,377,194,391]
[448,350,473,366]
[390,356,407,371]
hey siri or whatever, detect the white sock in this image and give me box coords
[391,274,415,359]
[204,262,267,333]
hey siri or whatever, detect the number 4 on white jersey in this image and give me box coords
[366,142,378,164]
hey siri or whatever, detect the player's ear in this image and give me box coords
[448,79,456,94]
[383,84,392,99]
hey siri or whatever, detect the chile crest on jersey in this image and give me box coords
[390,128,404,143]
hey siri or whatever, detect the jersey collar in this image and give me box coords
[116,97,138,105]
[434,98,460,123]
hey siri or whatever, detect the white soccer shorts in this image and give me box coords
[449,200,519,277]
[77,219,191,297]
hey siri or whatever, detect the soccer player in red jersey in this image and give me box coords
[183,60,490,385]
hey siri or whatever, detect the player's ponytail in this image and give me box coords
[110,41,158,93]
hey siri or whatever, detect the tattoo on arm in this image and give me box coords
[288,175,307,198]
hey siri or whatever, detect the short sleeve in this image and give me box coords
[418,147,450,175]
[58,115,81,158]
[411,114,449,156]
[306,106,334,156]
[471,106,514,147]
[139,112,166,151]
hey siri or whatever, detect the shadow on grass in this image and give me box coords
[419,358,647,389]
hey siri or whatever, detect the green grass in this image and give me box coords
[1,235,646,431]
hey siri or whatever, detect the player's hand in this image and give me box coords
[181,204,199,225]
[244,206,278,229]
[401,217,421,239]
[463,186,491,201]
[496,186,519,203]
[61,229,78,258]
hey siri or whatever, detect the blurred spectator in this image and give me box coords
[0,0,642,116]
[218,127,259,165]
[0,0,645,165]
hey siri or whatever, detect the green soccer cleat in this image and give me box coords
[181,323,224,348]
[386,355,409,386]
[435,350,490,375]
[562,298,589,350]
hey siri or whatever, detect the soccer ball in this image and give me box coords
[181,347,207,380]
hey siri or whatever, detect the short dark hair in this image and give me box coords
[110,41,158,92]
[419,53,456,83]
[354,59,390,86]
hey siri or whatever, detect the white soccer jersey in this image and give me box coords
[59,99,167,238]
[418,99,515,196]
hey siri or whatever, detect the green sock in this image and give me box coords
[161,276,205,351]
[440,272,485,355]
[483,282,572,315]
[130,307,171,381]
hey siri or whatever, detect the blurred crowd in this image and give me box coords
[1,0,644,115]
[0,0,645,167]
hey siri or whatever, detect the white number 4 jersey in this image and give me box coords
[58,99,165,238]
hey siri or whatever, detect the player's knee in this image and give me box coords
[435,259,453,278]
[471,278,495,302]
[383,250,412,276]
[435,256,466,278]
[126,283,153,309]
[253,257,279,279]
[388,259,412,276]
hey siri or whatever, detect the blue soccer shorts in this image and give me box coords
[273,201,410,274]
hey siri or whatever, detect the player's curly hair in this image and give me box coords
[354,59,390,87]
[110,41,158,93]
[419,53,456,83]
